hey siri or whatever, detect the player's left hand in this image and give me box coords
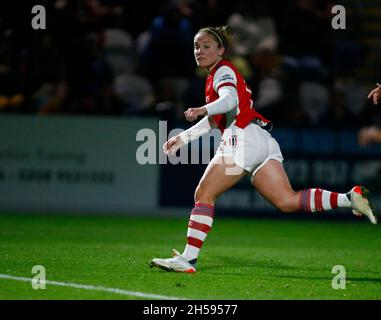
[163,135,184,156]
[184,107,207,122]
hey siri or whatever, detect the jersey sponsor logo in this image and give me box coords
[217,74,235,83]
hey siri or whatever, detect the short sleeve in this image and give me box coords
[212,66,237,93]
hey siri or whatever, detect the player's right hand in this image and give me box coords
[184,107,207,122]
[163,135,184,156]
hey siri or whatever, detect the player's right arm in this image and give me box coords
[163,116,215,156]
[368,83,381,105]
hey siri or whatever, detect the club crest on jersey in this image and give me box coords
[221,134,238,147]
[230,134,238,146]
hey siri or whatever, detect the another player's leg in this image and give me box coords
[151,156,247,272]
[251,159,377,224]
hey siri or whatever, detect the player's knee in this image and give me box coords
[194,184,215,204]
[194,185,205,203]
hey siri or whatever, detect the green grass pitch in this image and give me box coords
[0,213,380,300]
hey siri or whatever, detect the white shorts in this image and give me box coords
[215,123,284,176]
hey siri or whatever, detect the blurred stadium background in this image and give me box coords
[0,0,381,300]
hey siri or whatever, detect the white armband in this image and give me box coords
[205,86,237,116]
[179,116,212,144]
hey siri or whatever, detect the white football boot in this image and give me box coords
[151,249,196,273]
[350,186,378,224]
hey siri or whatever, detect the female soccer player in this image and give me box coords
[151,26,377,273]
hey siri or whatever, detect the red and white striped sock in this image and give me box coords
[299,188,351,212]
[181,203,214,266]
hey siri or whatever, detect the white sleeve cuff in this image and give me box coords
[179,116,212,144]
[213,66,237,92]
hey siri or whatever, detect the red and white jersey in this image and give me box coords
[205,60,269,133]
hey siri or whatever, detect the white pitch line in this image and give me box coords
[0,274,185,300]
